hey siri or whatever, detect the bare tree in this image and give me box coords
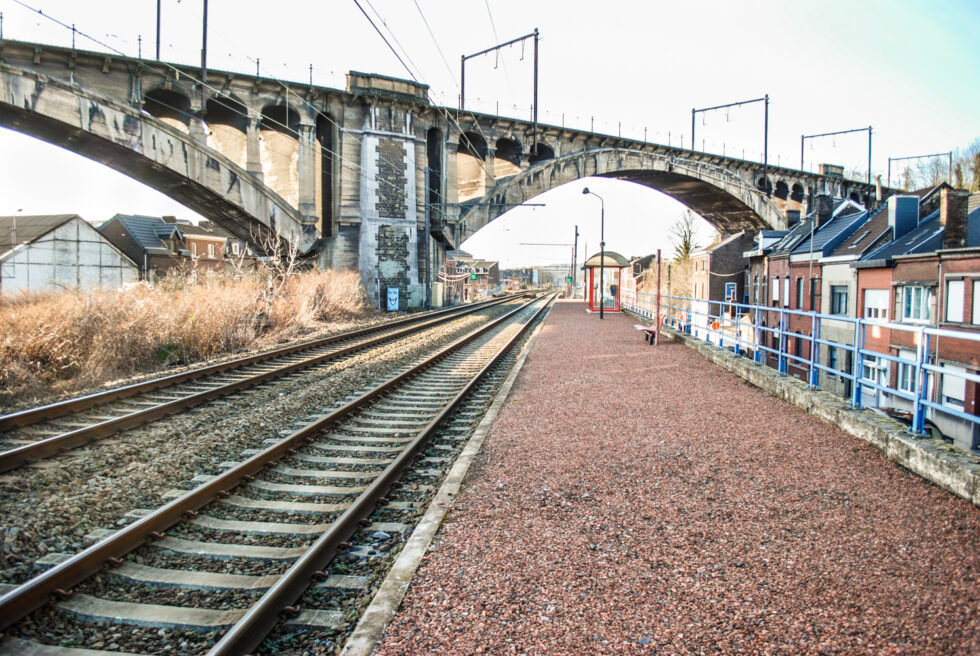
[669,210,702,261]
[251,227,301,317]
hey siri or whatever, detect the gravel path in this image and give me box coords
[374,301,980,656]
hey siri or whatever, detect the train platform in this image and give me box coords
[361,300,980,655]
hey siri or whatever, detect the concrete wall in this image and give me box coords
[0,218,138,295]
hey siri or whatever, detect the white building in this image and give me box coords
[0,215,139,296]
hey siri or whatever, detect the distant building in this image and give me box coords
[439,251,499,303]
[99,214,250,281]
[0,214,138,296]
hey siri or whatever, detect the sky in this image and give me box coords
[1,0,978,267]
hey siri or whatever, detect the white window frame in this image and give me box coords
[897,348,916,394]
[945,279,964,323]
[830,285,848,315]
[783,277,790,307]
[771,277,779,302]
[207,243,216,258]
[901,285,929,322]
[191,242,198,257]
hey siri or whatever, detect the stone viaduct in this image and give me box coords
[0,39,880,307]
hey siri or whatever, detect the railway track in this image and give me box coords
[0,294,525,473]
[0,292,555,655]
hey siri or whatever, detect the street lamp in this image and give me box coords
[582,187,605,319]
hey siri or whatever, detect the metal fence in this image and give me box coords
[621,289,980,446]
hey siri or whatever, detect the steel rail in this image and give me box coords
[0,293,549,633]
[0,295,523,473]
[209,293,555,654]
[0,294,523,432]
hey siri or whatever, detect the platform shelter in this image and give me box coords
[583,251,629,313]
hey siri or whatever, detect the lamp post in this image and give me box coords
[582,187,605,319]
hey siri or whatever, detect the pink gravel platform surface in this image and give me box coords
[373,301,980,655]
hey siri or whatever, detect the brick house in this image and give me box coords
[99,215,250,281]
[853,187,979,449]
[689,231,756,337]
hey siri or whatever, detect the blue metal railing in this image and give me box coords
[621,289,980,445]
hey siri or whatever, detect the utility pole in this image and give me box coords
[156,0,161,60]
[572,224,579,298]
[200,0,208,110]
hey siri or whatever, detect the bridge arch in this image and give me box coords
[143,87,192,133]
[460,147,790,240]
[457,131,489,202]
[204,94,249,170]
[259,104,302,207]
[494,137,521,178]
[0,62,307,250]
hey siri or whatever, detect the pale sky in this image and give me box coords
[1,0,978,266]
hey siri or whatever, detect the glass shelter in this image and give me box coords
[583,251,629,313]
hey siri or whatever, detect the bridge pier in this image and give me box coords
[245,111,264,182]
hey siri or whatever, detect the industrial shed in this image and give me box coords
[0,214,139,296]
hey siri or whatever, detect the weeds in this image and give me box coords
[0,269,374,409]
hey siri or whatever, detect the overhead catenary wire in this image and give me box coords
[10,0,436,219]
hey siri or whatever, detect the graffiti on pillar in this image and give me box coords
[377,225,409,306]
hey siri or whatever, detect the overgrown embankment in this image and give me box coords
[0,269,375,408]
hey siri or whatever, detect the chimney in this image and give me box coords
[162,215,177,224]
[875,175,883,203]
[199,220,213,230]
[815,194,834,227]
[940,187,969,249]
[887,195,919,240]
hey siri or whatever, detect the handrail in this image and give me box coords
[622,290,980,446]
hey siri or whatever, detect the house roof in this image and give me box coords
[790,205,867,257]
[826,203,891,259]
[102,214,177,253]
[859,210,943,264]
[691,231,746,257]
[0,214,78,254]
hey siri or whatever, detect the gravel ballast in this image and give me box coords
[374,301,980,655]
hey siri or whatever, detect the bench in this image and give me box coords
[634,324,658,345]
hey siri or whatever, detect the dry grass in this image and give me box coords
[0,269,375,409]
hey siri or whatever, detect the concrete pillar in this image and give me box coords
[297,122,318,225]
[188,96,207,145]
[245,110,264,182]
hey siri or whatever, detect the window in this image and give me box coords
[864,289,888,320]
[191,242,198,256]
[828,345,838,374]
[945,279,964,323]
[783,277,790,307]
[794,332,802,357]
[796,277,804,309]
[772,277,780,303]
[897,349,916,393]
[940,363,966,410]
[810,278,819,312]
[207,243,216,258]
[901,285,929,321]
[231,242,241,256]
[830,286,848,315]
[753,276,759,304]
[975,281,980,325]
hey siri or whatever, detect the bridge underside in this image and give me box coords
[603,170,769,234]
[0,103,279,249]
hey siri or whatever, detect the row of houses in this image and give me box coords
[0,213,253,296]
[685,184,979,450]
